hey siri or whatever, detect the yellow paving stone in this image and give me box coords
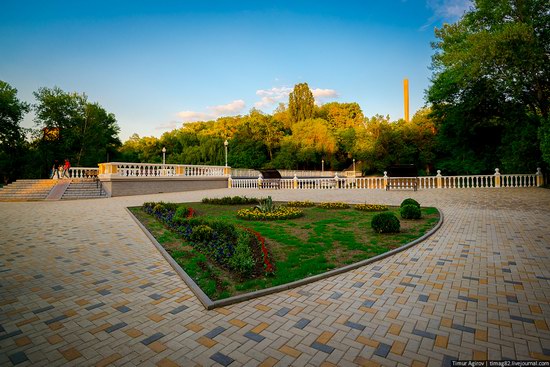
[148,314,165,322]
[15,336,32,346]
[393,287,405,294]
[336,315,349,324]
[289,306,304,316]
[90,323,112,334]
[287,291,301,298]
[88,311,109,321]
[386,309,400,319]
[47,334,64,345]
[174,295,192,303]
[229,319,247,328]
[488,319,512,327]
[258,357,278,367]
[156,358,181,367]
[121,288,133,294]
[255,304,271,311]
[456,301,467,311]
[320,362,338,367]
[7,307,29,317]
[473,350,487,360]
[148,341,167,353]
[30,287,41,292]
[196,336,217,348]
[529,305,542,314]
[15,316,39,327]
[435,335,448,349]
[48,322,64,331]
[388,323,402,335]
[279,345,301,358]
[185,323,204,332]
[530,353,550,361]
[429,293,439,301]
[317,299,331,305]
[373,288,385,295]
[479,279,488,285]
[96,353,122,367]
[475,330,488,342]
[373,279,384,287]
[359,306,378,314]
[423,305,434,315]
[251,322,269,334]
[411,360,427,367]
[356,336,380,348]
[391,340,406,355]
[75,299,89,306]
[124,328,143,338]
[167,287,184,295]
[437,274,447,281]
[433,283,444,289]
[59,347,82,361]
[354,356,381,366]
[488,303,509,311]
[316,331,334,344]
[215,307,232,315]
[534,320,549,330]
[64,309,77,317]
[514,284,524,290]
[152,298,168,305]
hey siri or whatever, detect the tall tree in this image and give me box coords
[0,81,30,183]
[33,87,121,173]
[427,0,550,171]
[288,83,315,123]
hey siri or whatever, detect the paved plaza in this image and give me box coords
[1,188,550,366]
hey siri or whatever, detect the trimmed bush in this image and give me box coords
[400,198,420,208]
[228,231,256,277]
[202,196,260,205]
[371,212,400,233]
[400,204,422,219]
[190,225,214,243]
[354,204,388,212]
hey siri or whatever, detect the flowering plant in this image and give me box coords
[317,202,350,209]
[354,204,388,212]
[237,206,303,221]
[285,200,315,207]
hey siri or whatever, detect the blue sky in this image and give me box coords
[1,0,471,141]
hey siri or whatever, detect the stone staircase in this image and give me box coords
[0,179,59,201]
[61,179,108,200]
[0,179,108,201]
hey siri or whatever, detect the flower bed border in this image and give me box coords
[126,206,444,310]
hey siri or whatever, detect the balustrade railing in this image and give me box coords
[69,167,99,178]
[98,162,228,178]
[230,168,544,190]
[231,168,342,178]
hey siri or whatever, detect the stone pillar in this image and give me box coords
[494,168,501,188]
[176,166,184,176]
[293,174,298,189]
[228,175,232,189]
[536,167,543,187]
[436,170,442,188]
[334,173,340,189]
[383,171,388,190]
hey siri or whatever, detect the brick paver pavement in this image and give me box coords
[1,188,549,366]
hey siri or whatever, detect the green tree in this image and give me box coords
[288,83,315,123]
[33,87,121,174]
[0,81,30,183]
[427,0,550,171]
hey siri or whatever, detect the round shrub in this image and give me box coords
[190,225,214,243]
[371,212,400,233]
[400,204,421,219]
[400,198,420,208]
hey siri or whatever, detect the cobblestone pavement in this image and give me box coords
[1,188,550,366]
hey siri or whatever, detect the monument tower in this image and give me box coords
[404,78,410,122]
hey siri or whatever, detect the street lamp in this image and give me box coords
[162,147,166,165]
[224,140,229,167]
[322,159,324,172]
[353,158,356,177]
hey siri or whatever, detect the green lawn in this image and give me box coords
[130,202,439,300]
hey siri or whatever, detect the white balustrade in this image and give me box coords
[98,162,228,178]
[230,169,543,190]
[69,167,99,178]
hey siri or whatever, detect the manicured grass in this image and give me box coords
[130,202,439,300]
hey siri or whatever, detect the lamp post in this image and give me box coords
[353,158,356,177]
[162,147,166,165]
[224,140,228,167]
[322,159,324,172]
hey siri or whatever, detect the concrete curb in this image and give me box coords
[127,206,444,310]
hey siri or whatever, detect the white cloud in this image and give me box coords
[254,87,292,108]
[254,86,338,109]
[176,99,247,122]
[155,121,180,131]
[423,0,472,29]
[311,88,339,104]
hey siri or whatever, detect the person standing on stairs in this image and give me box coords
[50,159,60,179]
[62,158,71,178]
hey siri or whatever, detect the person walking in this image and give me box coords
[50,159,60,179]
[62,158,71,178]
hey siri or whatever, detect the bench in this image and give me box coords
[385,165,418,191]
[259,169,282,189]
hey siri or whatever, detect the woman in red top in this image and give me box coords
[62,158,71,178]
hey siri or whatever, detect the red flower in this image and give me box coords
[243,228,274,274]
